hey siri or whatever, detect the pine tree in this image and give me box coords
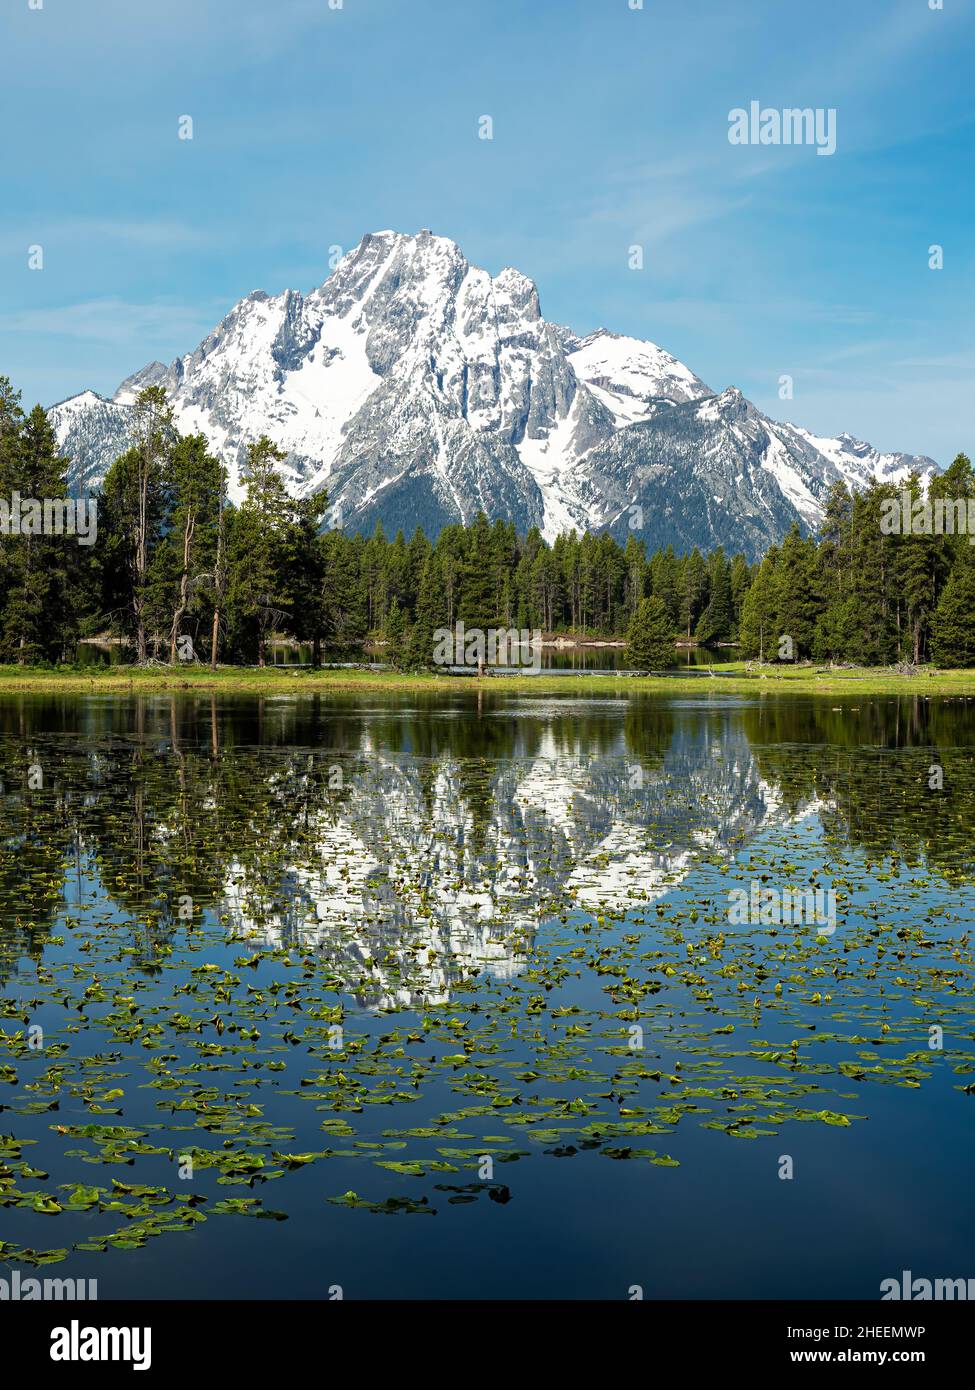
[148,433,226,664]
[845,485,899,664]
[361,523,389,631]
[679,548,707,639]
[459,512,497,629]
[490,517,517,625]
[530,546,562,631]
[813,482,853,662]
[696,549,733,646]
[814,593,862,664]
[406,551,448,668]
[280,491,329,663]
[623,533,646,622]
[129,387,175,662]
[626,596,673,669]
[385,529,410,613]
[322,530,368,650]
[775,523,819,659]
[894,471,942,663]
[384,595,409,669]
[930,548,975,667]
[405,527,432,616]
[0,406,78,663]
[738,547,779,660]
[206,464,229,668]
[649,545,681,628]
[927,454,975,633]
[0,376,24,487]
[227,436,289,665]
[100,389,174,662]
[729,553,753,637]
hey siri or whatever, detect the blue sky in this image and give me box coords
[1,0,972,463]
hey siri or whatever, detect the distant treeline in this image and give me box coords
[0,375,972,667]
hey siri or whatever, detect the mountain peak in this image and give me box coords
[47,230,938,558]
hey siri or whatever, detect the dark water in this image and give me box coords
[1,689,973,1299]
[542,644,718,670]
[73,642,722,670]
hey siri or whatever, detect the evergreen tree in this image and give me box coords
[128,387,174,662]
[0,376,24,487]
[384,595,409,669]
[322,529,368,650]
[696,548,733,646]
[679,547,707,639]
[813,482,853,662]
[624,532,646,617]
[0,406,78,663]
[361,522,389,631]
[459,512,496,628]
[490,517,518,625]
[775,523,819,659]
[227,436,289,665]
[280,491,329,663]
[405,527,432,616]
[626,596,673,669]
[738,547,779,660]
[530,546,562,631]
[406,551,448,668]
[729,553,753,637]
[896,474,938,664]
[148,432,225,663]
[206,465,230,668]
[101,389,173,664]
[931,548,975,667]
[845,486,899,664]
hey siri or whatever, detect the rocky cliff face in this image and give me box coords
[49,229,936,558]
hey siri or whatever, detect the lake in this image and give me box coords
[1,689,973,1299]
[72,642,722,671]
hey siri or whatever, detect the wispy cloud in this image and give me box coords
[0,219,202,257]
[894,354,975,371]
[0,298,216,347]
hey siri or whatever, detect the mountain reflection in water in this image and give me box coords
[2,690,975,1299]
[3,691,974,1008]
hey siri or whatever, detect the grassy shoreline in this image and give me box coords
[1,662,975,697]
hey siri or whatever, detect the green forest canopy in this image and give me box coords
[0,376,972,667]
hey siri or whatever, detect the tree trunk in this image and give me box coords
[210,605,220,670]
[169,510,195,663]
[136,456,149,665]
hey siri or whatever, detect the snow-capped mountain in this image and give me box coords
[49,229,936,557]
[220,713,821,1007]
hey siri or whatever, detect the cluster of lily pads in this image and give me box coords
[1,696,974,1275]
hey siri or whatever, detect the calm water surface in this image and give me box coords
[1,690,973,1298]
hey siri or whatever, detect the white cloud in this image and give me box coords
[0,220,201,256]
[0,298,216,347]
